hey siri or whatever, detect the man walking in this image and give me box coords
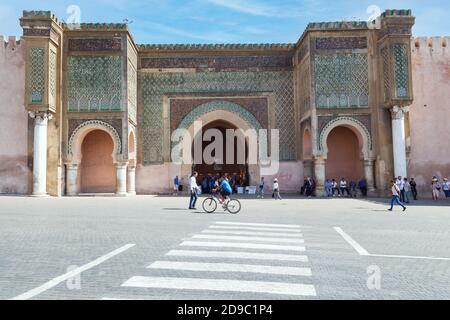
[189,172,199,209]
[388,180,406,212]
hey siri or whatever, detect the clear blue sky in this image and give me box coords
[1,0,448,43]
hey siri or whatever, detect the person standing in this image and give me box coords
[358,179,367,197]
[305,177,313,198]
[396,176,406,202]
[443,178,450,198]
[273,178,282,200]
[257,177,265,198]
[173,175,179,196]
[349,180,357,198]
[189,172,199,209]
[388,180,406,212]
[403,177,411,203]
[431,176,441,201]
[410,178,418,200]
[325,179,333,197]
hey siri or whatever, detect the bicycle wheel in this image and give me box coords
[226,199,241,214]
[202,197,217,213]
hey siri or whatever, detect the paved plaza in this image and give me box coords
[1,195,449,300]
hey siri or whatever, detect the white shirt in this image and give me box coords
[273,182,279,190]
[396,179,404,190]
[391,185,399,196]
[340,180,347,188]
[189,176,198,192]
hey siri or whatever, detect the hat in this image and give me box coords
[274,178,278,182]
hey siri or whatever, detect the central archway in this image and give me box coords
[325,126,363,182]
[176,104,263,188]
[80,130,116,193]
[193,119,249,187]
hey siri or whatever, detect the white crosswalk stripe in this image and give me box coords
[180,240,306,251]
[214,221,302,228]
[110,221,317,299]
[122,276,317,297]
[208,225,303,232]
[201,229,303,238]
[191,234,305,244]
[148,261,312,276]
[166,250,309,262]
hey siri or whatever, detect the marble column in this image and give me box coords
[363,159,376,192]
[313,156,326,196]
[29,111,52,196]
[127,166,136,196]
[391,106,408,178]
[66,164,79,196]
[116,162,128,196]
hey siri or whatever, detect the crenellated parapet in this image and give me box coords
[0,36,22,51]
[412,37,450,55]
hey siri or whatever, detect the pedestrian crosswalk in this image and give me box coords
[108,221,317,299]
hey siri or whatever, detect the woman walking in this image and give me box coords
[273,178,282,200]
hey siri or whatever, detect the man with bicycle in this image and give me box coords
[213,176,233,205]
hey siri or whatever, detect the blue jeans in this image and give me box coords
[389,195,405,210]
[444,190,450,198]
[189,190,198,208]
[326,187,332,197]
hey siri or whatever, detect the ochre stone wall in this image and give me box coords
[0,37,30,194]
[408,37,450,195]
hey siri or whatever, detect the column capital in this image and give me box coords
[115,161,129,168]
[390,105,410,119]
[313,155,326,164]
[28,111,53,122]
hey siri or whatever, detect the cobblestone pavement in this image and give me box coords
[0,195,449,300]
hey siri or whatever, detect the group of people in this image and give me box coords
[388,175,450,212]
[324,178,368,198]
[177,172,450,211]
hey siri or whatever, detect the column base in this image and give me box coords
[30,193,49,197]
[115,192,129,197]
[128,191,137,196]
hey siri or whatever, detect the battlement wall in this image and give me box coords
[0,35,29,194]
[412,37,450,55]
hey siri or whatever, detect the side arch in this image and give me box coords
[68,120,122,164]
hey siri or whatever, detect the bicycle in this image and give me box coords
[202,193,241,214]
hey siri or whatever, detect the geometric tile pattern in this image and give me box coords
[393,43,409,99]
[128,62,137,123]
[314,53,369,108]
[49,50,57,108]
[381,46,391,103]
[30,48,45,103]
[298,60,311,116]
[67,55,122,112]
[140,71,294,163]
